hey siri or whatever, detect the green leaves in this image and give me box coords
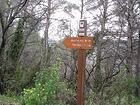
[9,19,24,63]
[20,58,70,105]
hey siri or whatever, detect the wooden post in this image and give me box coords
[77,20,87,105]
[77,49,86,105]
[63,20,92,105]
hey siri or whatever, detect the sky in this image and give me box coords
[39,0,81,41]
[39,0,127,41]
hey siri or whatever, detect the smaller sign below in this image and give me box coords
[63,37,92,49]
[79,33,85,36]
[79,28,85,32]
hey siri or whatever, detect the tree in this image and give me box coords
[0,0,28,94]
[135,0,140,97]
[0,0,52,94]
[40,0,51,76]
[9,19,25,66]
[39,0,67,77]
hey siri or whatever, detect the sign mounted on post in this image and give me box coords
[63,37,92,50]
[79,20,87,37]
[63,19,92,105]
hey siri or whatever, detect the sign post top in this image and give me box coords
[79,20,87,28]
[79,20,87,37]
[79,19,87,21]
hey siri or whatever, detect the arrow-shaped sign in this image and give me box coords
[63,37,92,49]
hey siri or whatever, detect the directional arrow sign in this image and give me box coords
[63,37,92,49]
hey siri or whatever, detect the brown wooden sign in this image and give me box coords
[63,19,91,105]
[63,37,92,49]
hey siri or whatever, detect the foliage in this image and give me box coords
[0,94,20,105]
[20,58,72,105]
[85,69,139,105]
[0,0,140,104]
[93,63,102,93]
[4,60,41,96]
[9,19,25,63]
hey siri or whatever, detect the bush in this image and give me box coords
[0,94,19,105]
[85,70,139,105]
[20,58,71,105]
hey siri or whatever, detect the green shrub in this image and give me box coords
[0,94,19,105]
[85,70,139,105]
[20,58,71,105]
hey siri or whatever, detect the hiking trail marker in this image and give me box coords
[63,37,92,50]
[63,20,92,105]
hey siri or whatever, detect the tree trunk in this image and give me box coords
[40,0,51,77]
[126,1,134,104]
[134,0,140,98]
[95,0,108,91]
[135,30,140,97]
[126,0,133,76]
[94,1,108,105]
[0,10,7,94]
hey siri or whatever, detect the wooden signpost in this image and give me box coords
[63,20,92,105]
[63,37,92,50]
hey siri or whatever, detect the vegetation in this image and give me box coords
[0,95,19,105]
[0,0,140,105]
[20,58,70,105]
